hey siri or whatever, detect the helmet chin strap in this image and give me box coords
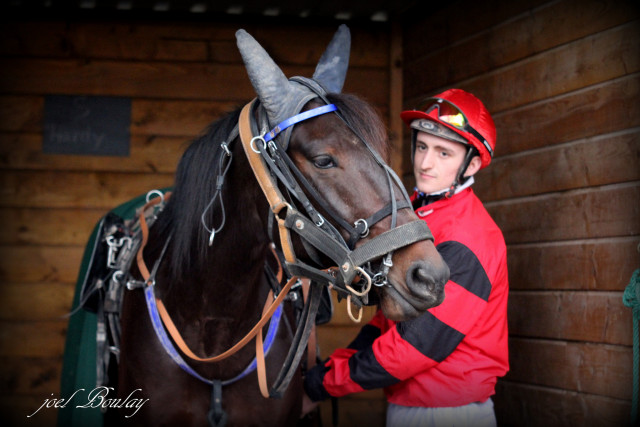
[445,146,478,198]
[414,146,478,208]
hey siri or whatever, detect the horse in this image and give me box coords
[105,25,449,426]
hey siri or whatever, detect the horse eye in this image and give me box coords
[312,155,336,169]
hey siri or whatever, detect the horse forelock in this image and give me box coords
[326,92,390,161]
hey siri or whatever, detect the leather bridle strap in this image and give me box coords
[239,99,298,266]
[135,192,295,365]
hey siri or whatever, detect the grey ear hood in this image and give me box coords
[235,25,351,128]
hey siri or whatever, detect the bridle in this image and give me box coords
[134,80,435,408]
[240,78,434,306]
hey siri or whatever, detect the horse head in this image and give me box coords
[236,26,449,321]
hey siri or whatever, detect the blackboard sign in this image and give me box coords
[43,95,131,156]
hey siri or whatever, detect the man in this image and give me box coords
[302,89,509,426]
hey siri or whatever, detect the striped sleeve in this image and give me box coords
[314,240,493,396]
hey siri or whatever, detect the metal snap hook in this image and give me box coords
[221,142,231,157]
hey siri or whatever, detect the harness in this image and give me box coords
[78,79,434,426]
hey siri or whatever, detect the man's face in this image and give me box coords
[413,131,468,194]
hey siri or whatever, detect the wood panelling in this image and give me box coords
[472,22,639,112]
[404,0,640,95]
[0,208,104,246]
[0,133,186,173]
[486,183,640,241]
[0,170,175,209]
[0,321,67,358]
[401,0,639,425]
[0,357,62,395]
[507,338,632,400]
[507,237,639,291]
[508,291,632,345]
[0,22,389,68]
[0,246,83,284]
[0,395,58,426]
[0,283,75,321]
[475,129,640,200]
[491,74,640,157]
[0,58,389,105]
[403,0,549,63]
[495,381,630,427]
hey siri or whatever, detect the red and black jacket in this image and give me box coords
[304,188,509,407]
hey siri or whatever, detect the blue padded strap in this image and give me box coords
[144,285,282,386]
[263,104,337,143]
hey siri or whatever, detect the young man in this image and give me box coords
[302,89,509,426]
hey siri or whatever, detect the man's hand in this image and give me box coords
[300,392,321,418]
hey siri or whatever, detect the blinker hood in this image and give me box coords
[235,25,351,136]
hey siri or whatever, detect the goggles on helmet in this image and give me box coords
[420,97,494,158]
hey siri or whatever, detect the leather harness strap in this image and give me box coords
[135,190,296,367]
[239,100,298,266]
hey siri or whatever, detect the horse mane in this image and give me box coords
[154,92,389,281]
[150,107,242,281]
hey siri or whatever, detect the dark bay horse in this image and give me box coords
[111,26,449,426]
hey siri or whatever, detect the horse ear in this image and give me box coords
[313,24,351,93]
[236,29,309,126]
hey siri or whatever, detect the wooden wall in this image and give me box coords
[400,0,640,425]
[0,20,392,425]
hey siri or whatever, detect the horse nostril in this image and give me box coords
[406,260,443,298]
[411,264,433,292]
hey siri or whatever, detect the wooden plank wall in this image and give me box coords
[0,20,392,425]
[400,0,640,425]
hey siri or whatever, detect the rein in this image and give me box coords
[135,194,298,397]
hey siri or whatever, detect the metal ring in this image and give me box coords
[354,219,369,237]
[372,273,388,287]
[250,136,266,154]
[113,270,125,282]
[146,189,165,204]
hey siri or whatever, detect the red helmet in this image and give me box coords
[401,89,496,168]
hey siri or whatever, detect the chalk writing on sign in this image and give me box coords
[43,95,131,156]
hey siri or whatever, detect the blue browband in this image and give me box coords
[144,285,282,386]
[263,104,338,143]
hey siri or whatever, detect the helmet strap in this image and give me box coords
[446,146,478,198]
